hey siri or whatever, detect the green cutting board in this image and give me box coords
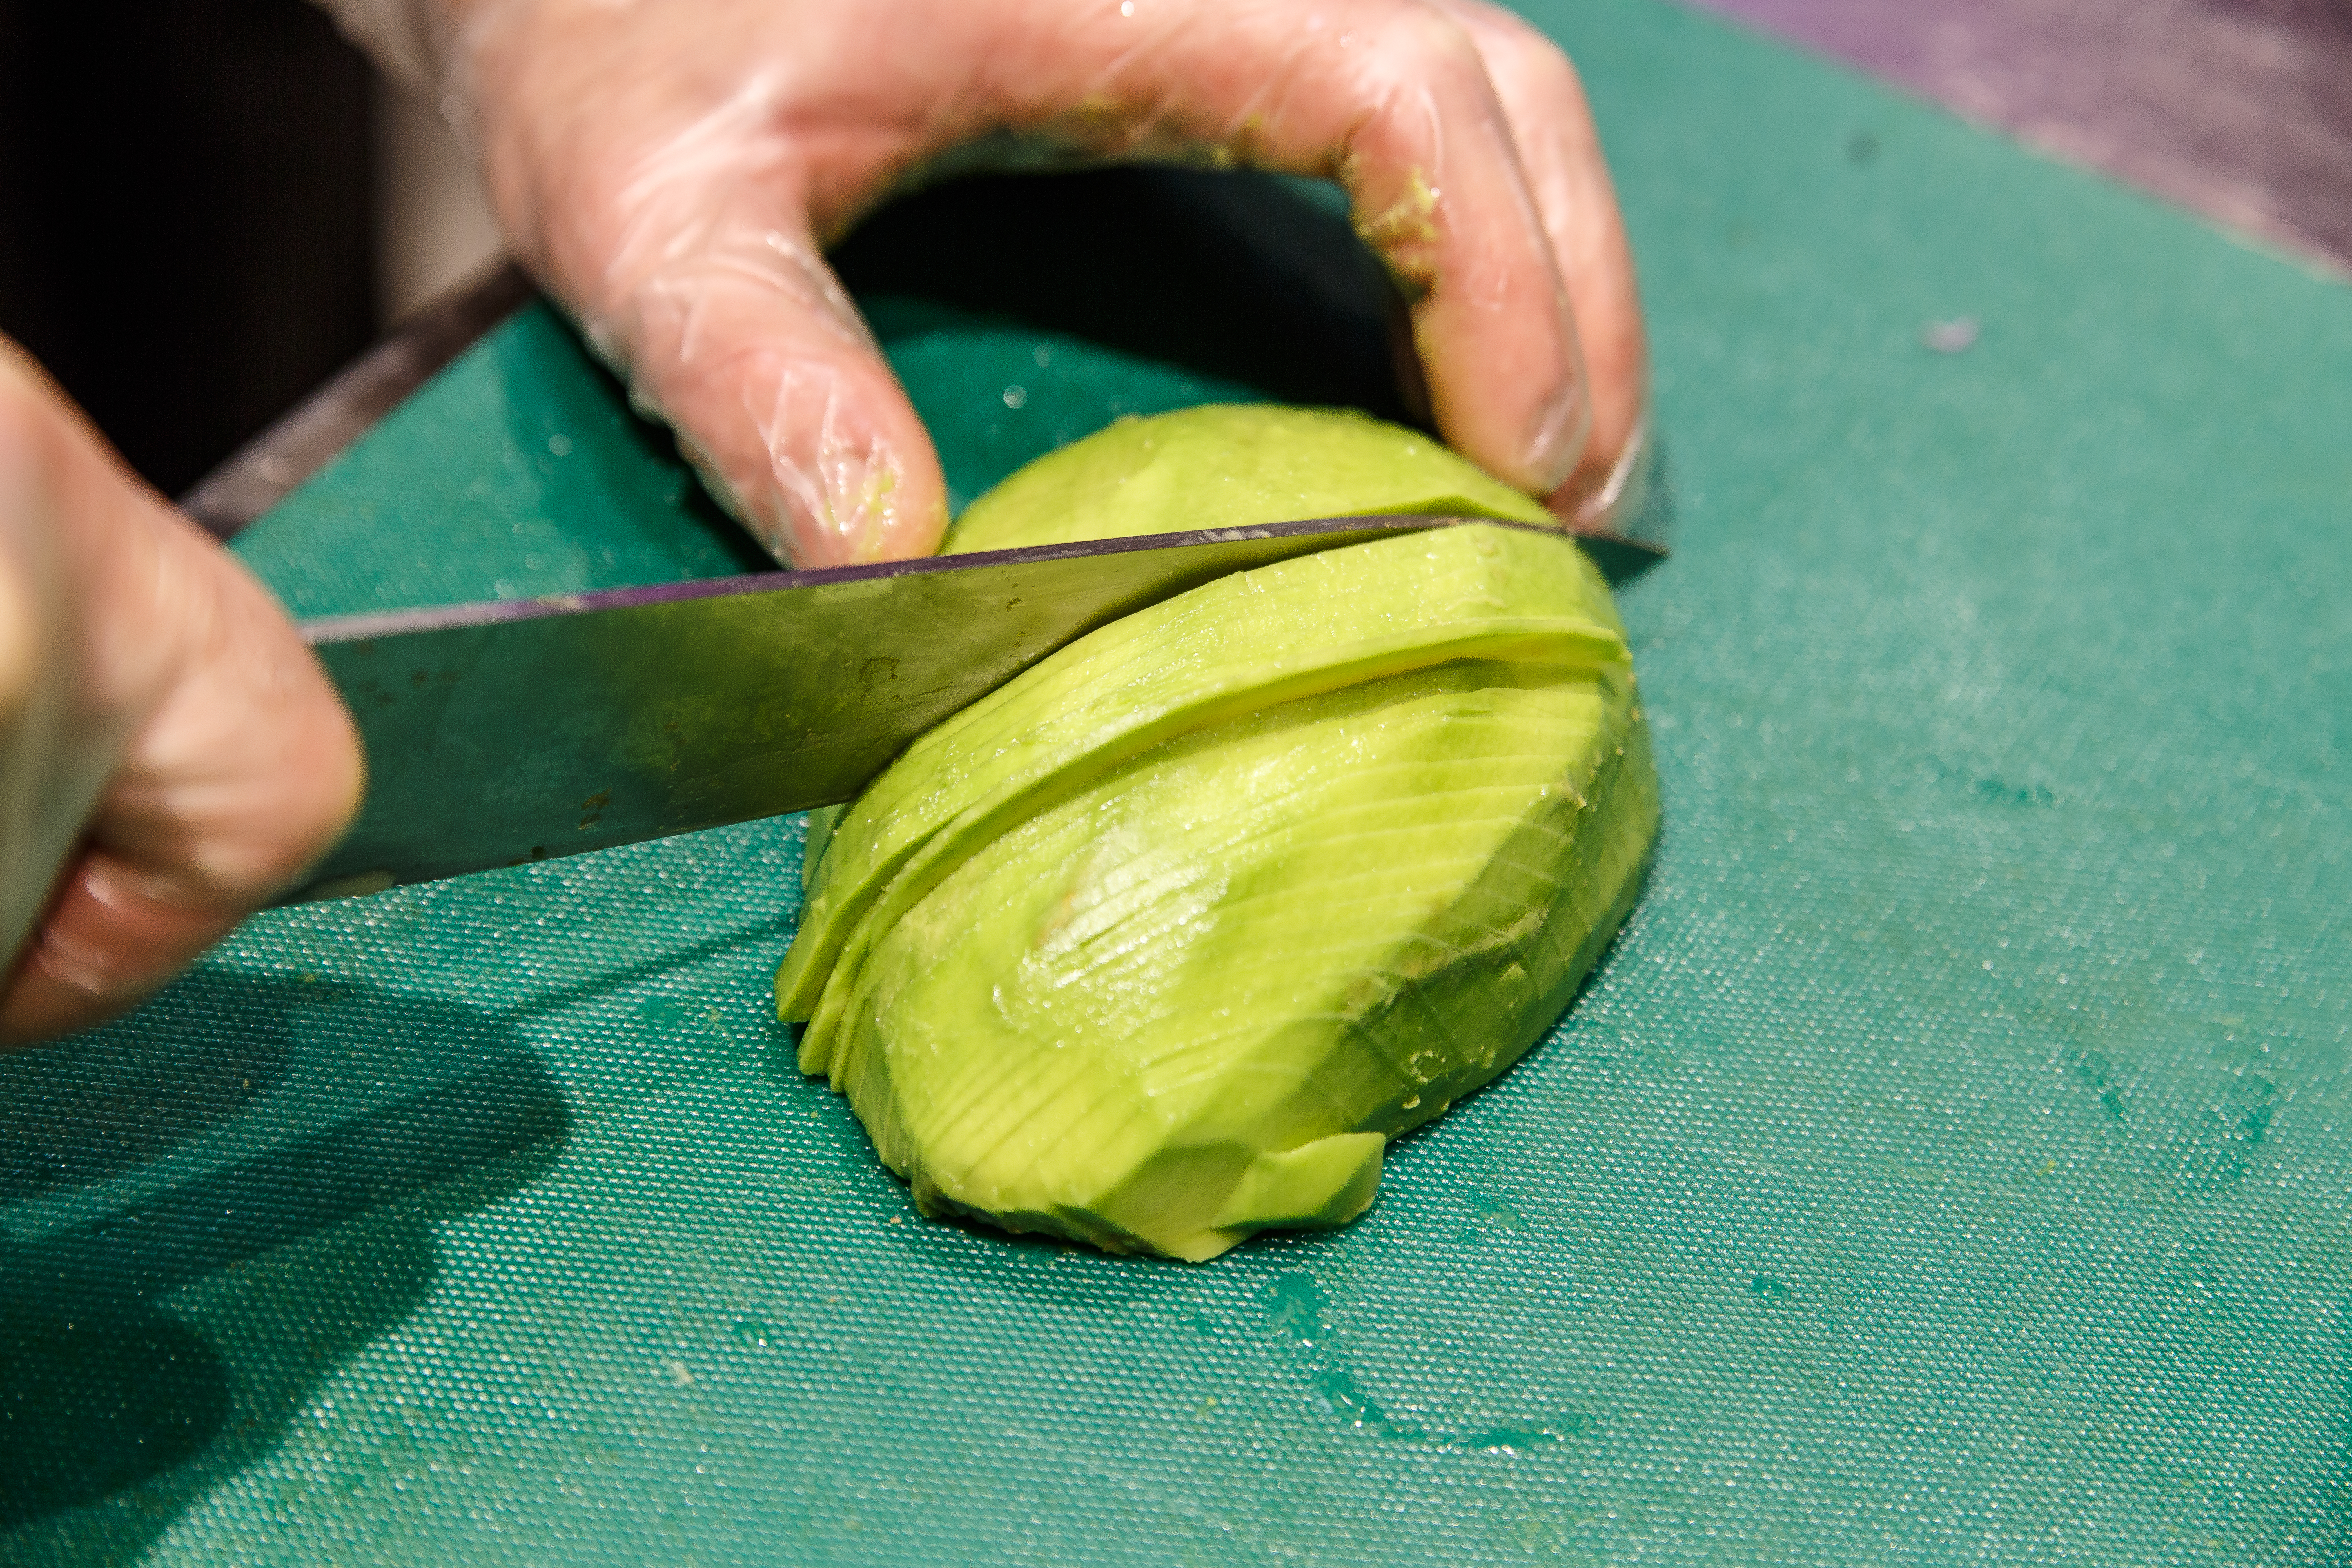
[5,0,2348,1562]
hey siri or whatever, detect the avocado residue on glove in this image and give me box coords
[777,405,1659,1261]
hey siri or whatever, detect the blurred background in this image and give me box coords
[0,0,498,497]
[0,0,2345,501]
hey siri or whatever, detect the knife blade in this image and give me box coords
[296,513,1648,902]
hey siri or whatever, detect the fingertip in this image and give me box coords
[741,353,951,566]
[1546,403,1650,535]
[534,140,951,570]
[660,337,950,568]
[1414,290,1590,499]
[590,252,950,567]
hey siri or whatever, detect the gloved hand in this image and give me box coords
[0,341,362,1043]
[332,0,1648,565]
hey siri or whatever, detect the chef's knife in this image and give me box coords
[292,514,1659,902]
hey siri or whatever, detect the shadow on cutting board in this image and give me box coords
[0,971,569,1566]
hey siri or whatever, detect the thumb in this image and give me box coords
[488,76,949,568]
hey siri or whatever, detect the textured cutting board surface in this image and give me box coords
[4,1,2349,1562]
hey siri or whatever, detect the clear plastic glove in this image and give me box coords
[0,341,362,1044]
[340,0,1648,564]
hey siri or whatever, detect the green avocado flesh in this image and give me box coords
[778,405,1658,1261]
[943,403,1557,551]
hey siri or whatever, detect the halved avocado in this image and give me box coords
[780,406,1657,1260]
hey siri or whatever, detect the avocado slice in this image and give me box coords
[780,407,1657,1260]
[943,402,1556,551]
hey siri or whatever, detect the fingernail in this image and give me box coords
[1564,410,1652,535]
[1521,374,1590,496]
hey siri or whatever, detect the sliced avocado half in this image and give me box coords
[780,405,1658,1260]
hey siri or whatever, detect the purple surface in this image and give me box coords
[1684,0,2352,273]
